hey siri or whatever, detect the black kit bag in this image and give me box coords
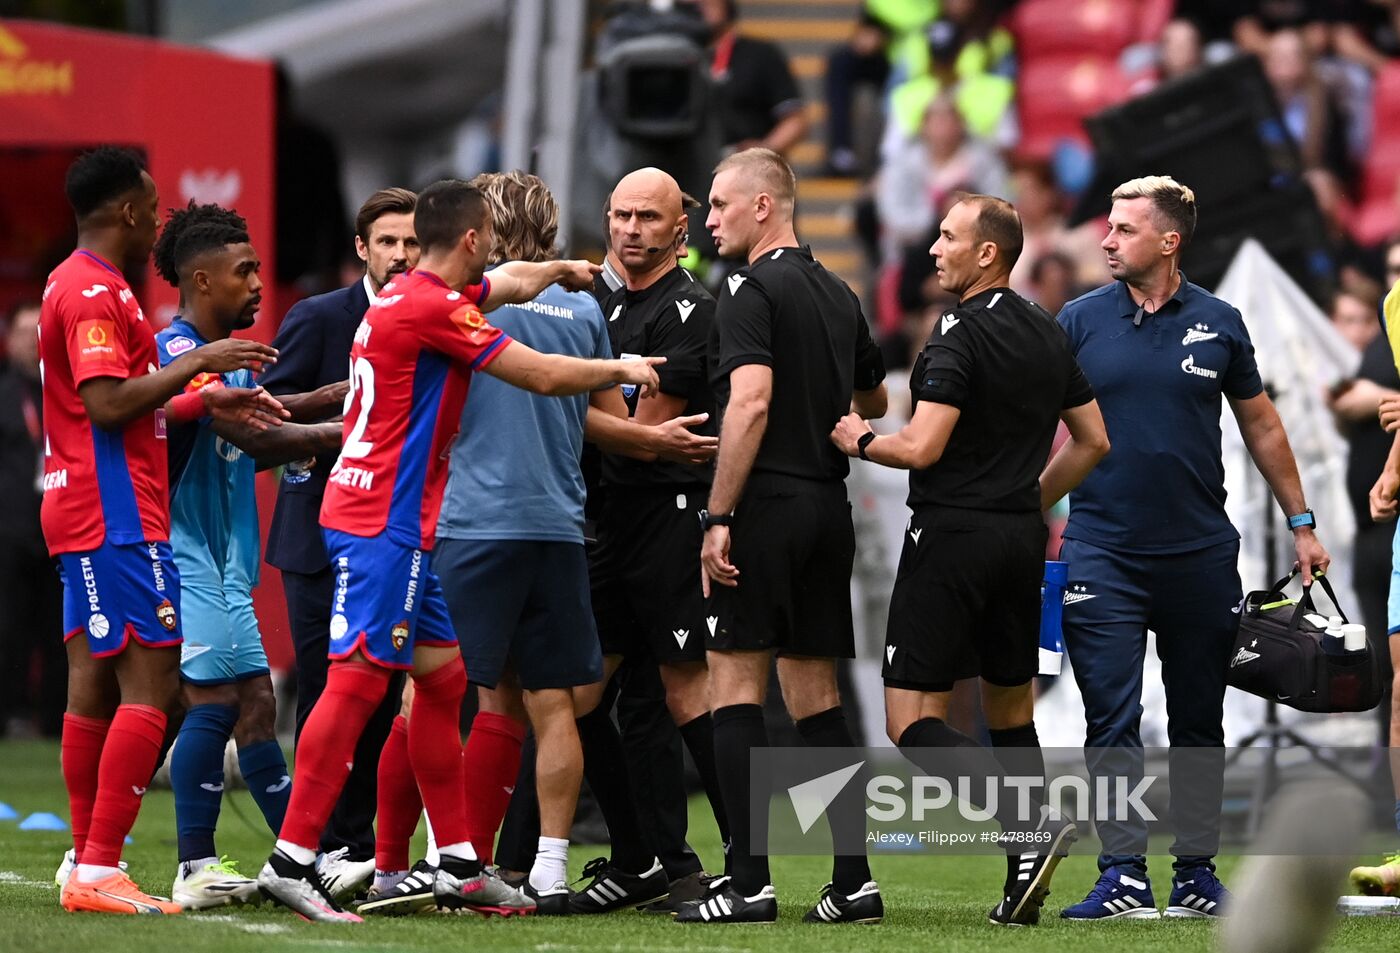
[1227,569,1383,713]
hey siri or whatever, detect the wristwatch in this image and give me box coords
[1287,508,1316,530]
[856,431,877,461]
[699,509,733,531]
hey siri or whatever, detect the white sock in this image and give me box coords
[75,863,121,884]
[437,841,478,864]
[423,810,439,866]
[529,836,569,891]
[179,856,218,879]
[374,869,409,893]
[275,839,316,867]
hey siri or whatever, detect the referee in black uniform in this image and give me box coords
[684,148,886,925]
[830,194,1110,926]
[568,167,734,914]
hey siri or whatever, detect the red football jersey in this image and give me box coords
[38,250,169,555]
[319,269,511,549]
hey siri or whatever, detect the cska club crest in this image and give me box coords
[156,599,177,631]
[391,620,410,652]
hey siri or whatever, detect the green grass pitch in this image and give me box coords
[0,738,1391,953]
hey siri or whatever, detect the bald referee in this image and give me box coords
[832,194,1108,926]
[685,148,887,925]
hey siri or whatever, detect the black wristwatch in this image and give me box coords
[1287,508,1316,531]
[856,431,877,461]
[699,509,733,531]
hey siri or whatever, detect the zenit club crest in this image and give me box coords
[391,620,410,651]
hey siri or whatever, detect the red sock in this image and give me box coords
[462,710,526,864]
[61,712,111,860]
[83,705,164,867]
[279,663,390,851]
[374,715,422,872]
[408,660,469,848]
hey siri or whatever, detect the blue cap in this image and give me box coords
[18,812,68,832]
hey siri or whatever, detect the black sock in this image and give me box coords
[988,722,1051,825]
[438,854,483,878]
[677,713,731,851]
[576,705,653,873]
[898,717,1034,841]
[795,706,872,894]
[713,704,771,894]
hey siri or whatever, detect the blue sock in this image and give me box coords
[238,739,292,833]
[171,703,238,863]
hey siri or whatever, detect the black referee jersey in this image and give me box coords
[908,286,1093,511]
[713,245,885,481]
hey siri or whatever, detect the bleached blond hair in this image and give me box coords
[1111,174,1197,246]
[469,170,559,264]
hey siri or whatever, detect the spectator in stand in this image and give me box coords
[824,0,940,176]
[1028,251,1081,317]
[1008,161,1108,296]
[1331,0,1400,69]
[1264,27,1351,176]
[692,0,808,157]
[874,92,1008,262]
[1126,18,1207,95]
[881,0,1017,164]
[0,301,63,738]
[1324,285,1396,761]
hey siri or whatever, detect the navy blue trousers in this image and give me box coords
[1060,537,1241,874]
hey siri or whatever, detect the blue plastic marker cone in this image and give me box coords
[0,802,18,821]
[18,812,68,831]
[124,836,133,845]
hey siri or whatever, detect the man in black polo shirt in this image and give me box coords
[685,147,887,925]
[832,194,1109,926]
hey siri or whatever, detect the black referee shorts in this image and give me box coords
[883,506,1046,692]
[705,474,855,658]
[591,485,708,665]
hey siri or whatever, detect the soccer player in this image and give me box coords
[687,148,886,924]
[254,177,662,923]
[152,204,344,908]
[570,167,731,914]
[260,187,420,900]
[44,147,282,915]
[831,195,1106,926]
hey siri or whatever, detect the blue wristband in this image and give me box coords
[1287,509,1316,530]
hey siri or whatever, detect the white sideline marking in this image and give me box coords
[0,871,53,889]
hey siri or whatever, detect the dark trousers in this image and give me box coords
[0,543,64,736]
[283,565,402,860]
[1060,537,1241,872]
[823,44,889,157]
[1354,523,1395,748]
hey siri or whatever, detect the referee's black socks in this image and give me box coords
[898,717,1047,845]
[713,703,771,894]
[796,706,873,894]
[576,704,654,874]
[677,713,732,858]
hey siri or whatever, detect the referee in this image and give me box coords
[831,194,1108,927]
[685,148,886,925]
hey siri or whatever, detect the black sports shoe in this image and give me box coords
[523,879,572,916]
[675,879,778,923]
[988,821,1078,927]
[256,851,361,923]
[638,871,719,915]
[802,881,884,924]
[355,861,437,917]
[569,857,668,913]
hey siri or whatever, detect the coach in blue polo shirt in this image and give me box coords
[1045,176,1329,922]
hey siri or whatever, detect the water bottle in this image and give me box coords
[1341,622,1368,654]
[1040,561,1068,675]
[1322,617,1346,656]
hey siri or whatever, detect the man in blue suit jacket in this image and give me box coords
[259,187,419,898]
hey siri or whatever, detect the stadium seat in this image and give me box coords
[1370,61,1400,145]
[1016,56,1128,159]
[1009,0,1139,57]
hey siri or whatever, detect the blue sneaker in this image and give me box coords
[1164,866,1229,918]
[1060,866,1160,920]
